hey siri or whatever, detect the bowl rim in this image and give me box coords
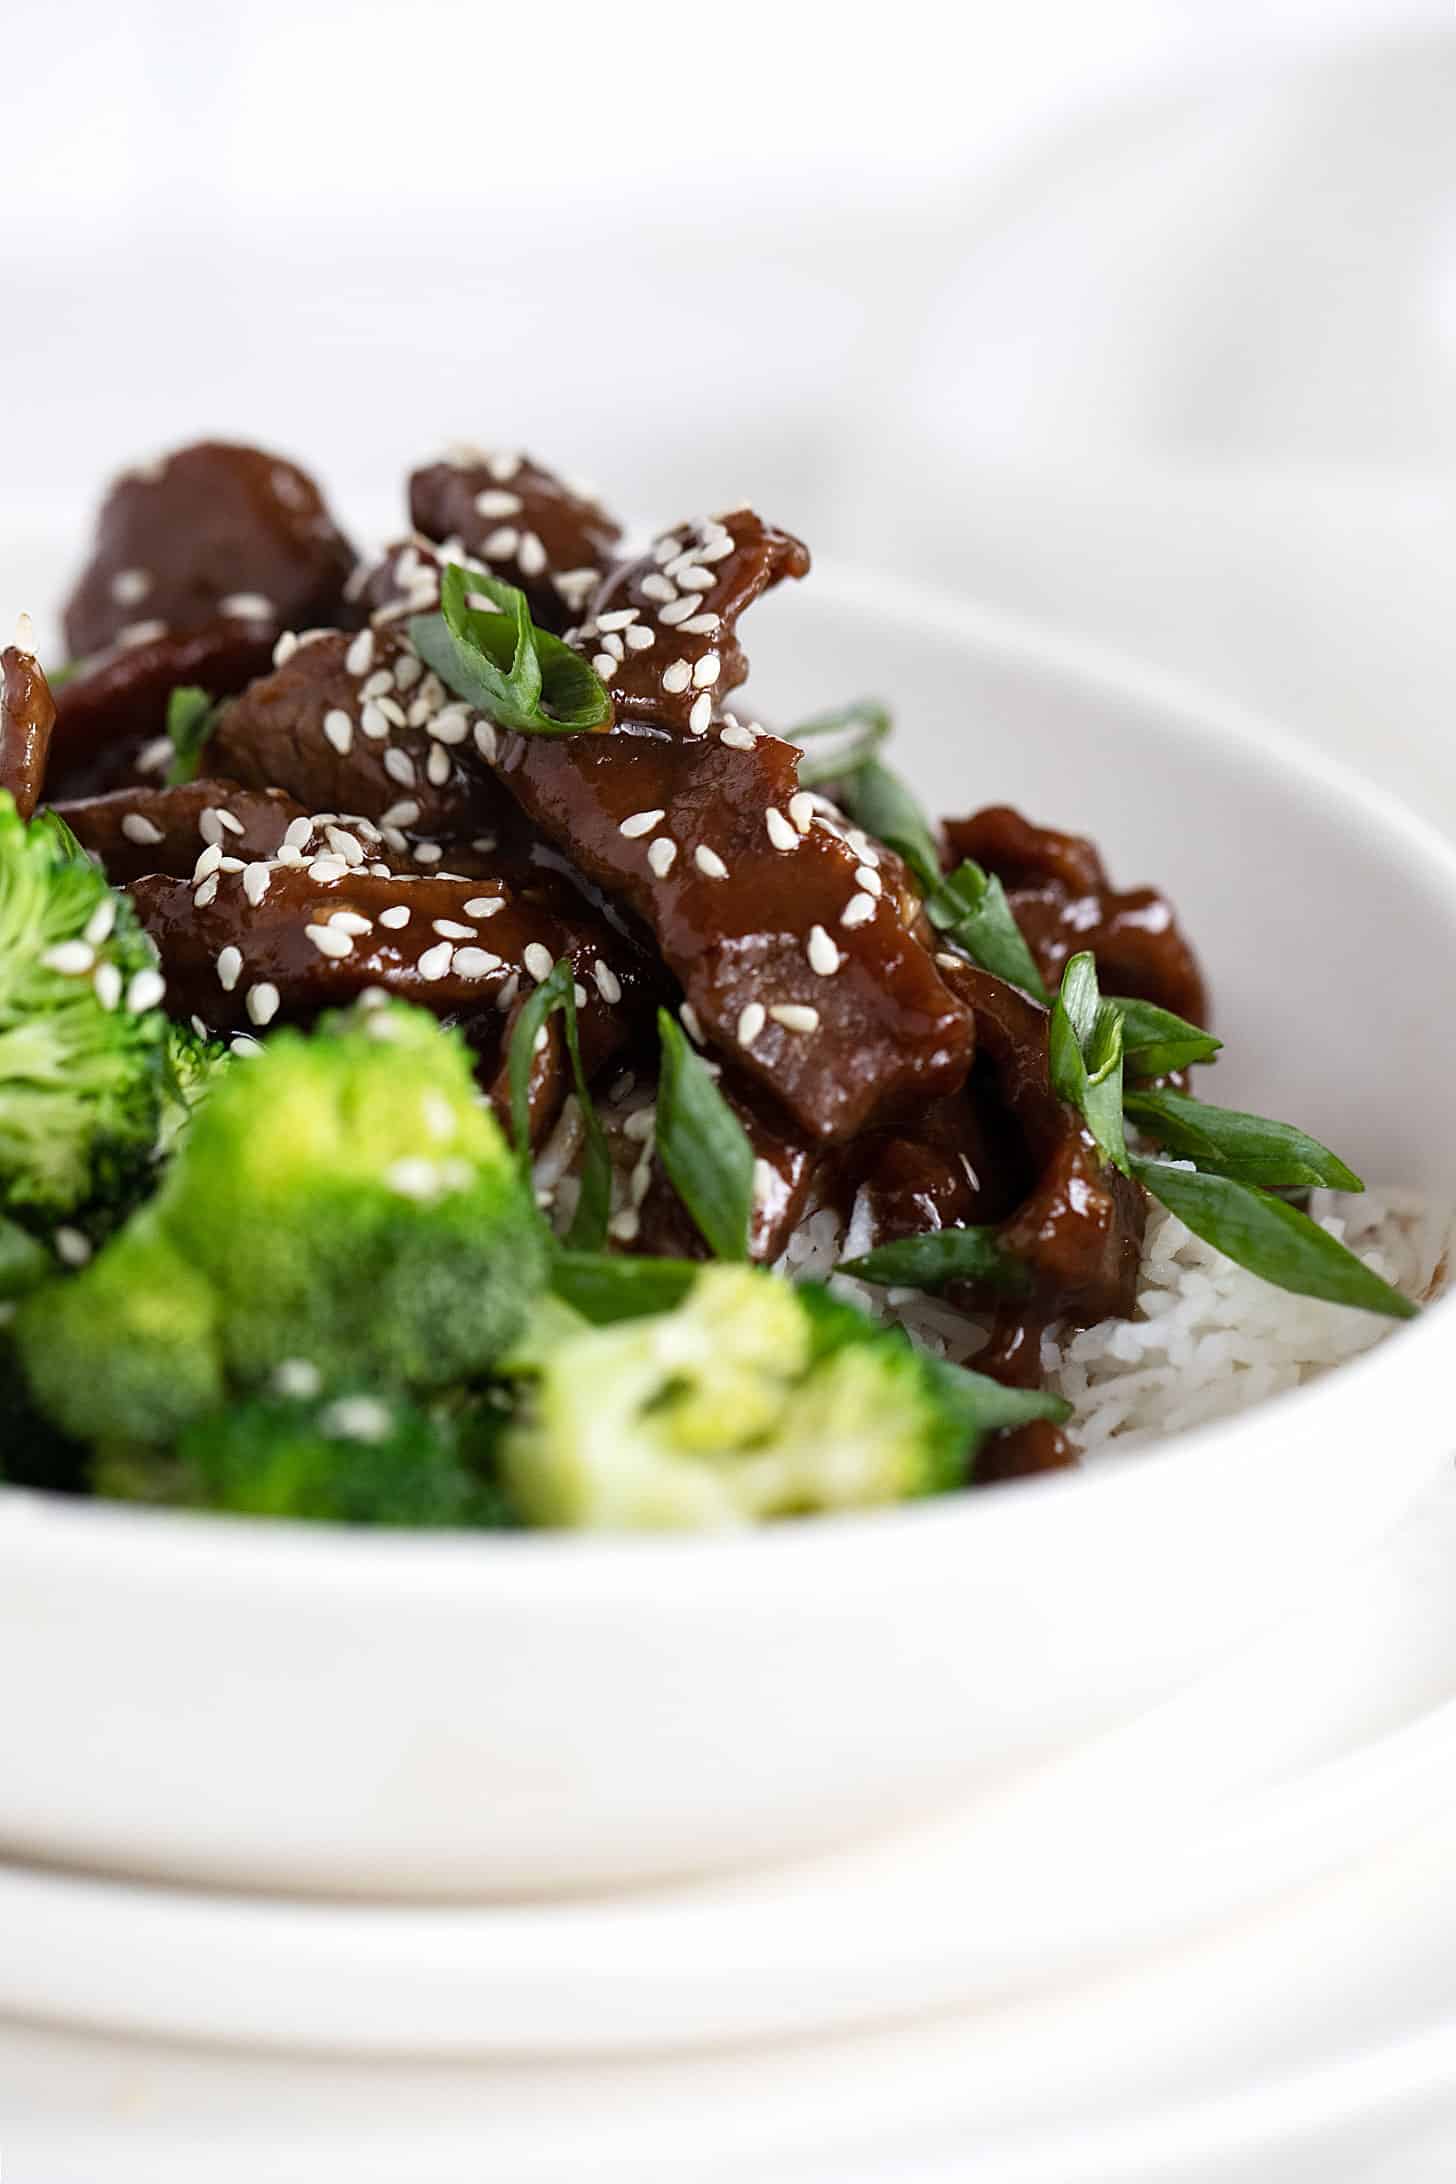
[5,558,1454,1594]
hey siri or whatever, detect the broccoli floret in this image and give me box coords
[0,794,168,1226]
[13,1001,547,1445]
[155,1019,230,1160]
[501,1265,972,1530]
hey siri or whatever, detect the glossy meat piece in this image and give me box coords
[45,623,277,802]
[939,960,1146,1325]
[492,718,975,1141]
[572,511,810,735]
[63,441,356,659]
[210,626,513,859]
[1,638,55,820]
[130,861,645,1083]
[632,1067,824,1262]
[944,805,1208,1026]
[848,1086,1029,1242]
[54,779,305,884]
[408,449,623,633]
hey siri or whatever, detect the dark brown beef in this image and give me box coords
[572,511,810,735]
[44,623,278,802]
[130,861,646,1092]
[54,779,305,884]
[1,640,55,821]
[63,442,356,659]
[407,449,623,633]
[944,805,1208,1026]
[209,626,513,858]
[492,719,974,1142]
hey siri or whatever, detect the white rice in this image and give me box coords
[542,1103,1450,1459]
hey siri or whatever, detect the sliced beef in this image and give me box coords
[570,511,810,735]
[491,717,975,1141]
[944,805,1208,1026]
[63,441,356,660]
[407,448,623,632]
[45,623,277,802]
[54,779,306,884]
[1,636,55,821]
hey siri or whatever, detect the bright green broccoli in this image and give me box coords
[155,1019,230,1159]
[501,1264,987,1530]
[14,1001,548,1445]
[0,793,168,1227]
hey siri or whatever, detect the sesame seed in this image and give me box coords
[190,1016,208,1039]
[193,877,219,908]
[272,630,300,667]
[752,1157,775,1206]
[136,735,175,776]
[841,892,877,928]
[482,526,519,560]
[305,923,353,960]
[692,652,721,689]
[121,813,164,846]
[345,629,375,677]
[307,858,348,885]
[111,567,151,606]
[524,942,554,982]
[329,911,373,937]
[383,747,416,788]
[246,982,280,1026]
[593,959,622,1004]
[362,668,394,699]
[595,609,639,633]
[495,972,521,1011]
[737,1001,766,1046]
[486,451,521,482]
[474,488,523,519]
[680,613,720,636]
[432,918,475,941]
[93,961,123,1010]
[609,1208,641,1243]
[378,905,411,930]
[412,841,443,865]
[807,925,841,976]
[658,596,699,626]
[55,1227,92,1268]
[517,531,547,577]
[788,792,815,833]
[700,533,735,562]
[216,809,244,837]
[719,723,756,751]
[325,827,365,866]
[117,619,167,648]
[639,573,676,604]
[661,659,691,694]
[474,719,499,763]
[855,864,883,896]
[393,652,423,690]
[417,941,453,981]
[935,952,963,972]
[385,1157,445,1201]
[846,830,879,867]
[323,709,354,755]
[283,817,314,851]
[680,1003,705,1044]
[374,695,407,729]
[620,808,665,838]
[675,565,715,592]
[768,1003,819,1032]
[379,800,420,831]
[465,895,505,918]
[357,703,387,741]
[127,968,166,1012]
[42,940,94,975]
[230,1035,264,1058]
[429,706,470,746]
[219,592,274,620]
[452,947,500,979]
[243,863,272,906]
[624,624,655,651]
[648,836,678,877]
[426,745,451,787]
[694,845,728,879]
[216,945,243,991]
[189,844,222,889]
[592,653,618,680]
[533,1025,549,1054]
[689,693,712,733]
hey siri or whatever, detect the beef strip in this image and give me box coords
[63,441,356,659]
[570,511,811,735]
[493,719,975,1141]
[54,780,306,884]
[209,626,515,862]
[407,448,623,633]
[944,805,1208,1026]
[130,861,646,1094]
[45,623,279,802]
[1,637,55,821]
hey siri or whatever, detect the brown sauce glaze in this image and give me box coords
[944,805,1208,1026]
[55,780,306,885]
[1,642,56,821]
[63,442,355,660]
[46,624,278,802]
[408,450,623,634]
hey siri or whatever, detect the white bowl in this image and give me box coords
[3,566,1454,1899]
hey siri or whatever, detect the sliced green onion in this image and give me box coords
[791,699,893,787]
[838,1226,1028,1294]
[835,758,942,894]
[1126,1087,1363,1192]
[164,686,223,786]
[550,1251,700,1324]
[411,563,612,735]
[1049,952,1129,1174]
[1114,997,1221,1077]
[927,861,1049,1003]
[505,958,612,1251]
[655,1008,755,1261]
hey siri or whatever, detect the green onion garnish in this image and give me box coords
[1125,1087,1362,1192]
[1049,952,1129,1174]
[411,564,612,736]
[506,958,612,1251]
[655,1007,755,1261]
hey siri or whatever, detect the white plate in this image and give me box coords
[2,555,1455,1898]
